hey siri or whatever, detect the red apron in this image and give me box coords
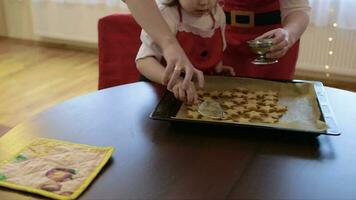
[222,0,299,80]
[176,6,224,74]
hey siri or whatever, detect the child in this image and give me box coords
[135,0,234,104]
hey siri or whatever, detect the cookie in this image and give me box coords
[224,108,236,117]
[201,96,214,101]
[220,90,233,98]
[244,110,262,120]
[185,88,286,124]
[244,102,259,111]
[262,117,279,124]
[209,90,220,98]
[197,90,207,98]
[264,95,278,102]
[255,91,267,98]
[232,91,246,98]
[187,110,202,119]
[258,105,275,113]
[274,104,287,113]
[231,106,247,114]
[246,93,258,100]
[262,100,277,106]
[221,101,235,109]
[266,90,278,97]
[268,112,283,119]
[186,104,198,111]
[232,97,246,105]
[233,87,249,94]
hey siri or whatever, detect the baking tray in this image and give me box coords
[150,77,340,136]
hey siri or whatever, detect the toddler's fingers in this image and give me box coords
[182,67,193,90]
[178,86,186,102]
[186,86,196,105]
[194,69,205,89]
[172,86,179,100]
[163,62,175,86]
[167,67,182,91]
[228,67,236,76]
[215,66,222,73]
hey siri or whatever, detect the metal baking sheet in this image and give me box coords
[150,76,340,136]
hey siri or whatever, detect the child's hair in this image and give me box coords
[162,0,178,7]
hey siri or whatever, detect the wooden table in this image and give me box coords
[1,82,356,199]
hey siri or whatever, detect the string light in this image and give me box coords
[325,2,338,79]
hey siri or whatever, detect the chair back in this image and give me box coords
[98,14,141,89]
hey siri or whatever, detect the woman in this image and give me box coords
[124,0,310,101]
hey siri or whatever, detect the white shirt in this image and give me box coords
[135,0,311,61]
[123,0,311,19]
[279,0,311,19]
[136,3,226,61]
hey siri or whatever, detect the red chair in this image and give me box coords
[98,14,141,89]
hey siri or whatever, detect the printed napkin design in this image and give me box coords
[0,138,114,200]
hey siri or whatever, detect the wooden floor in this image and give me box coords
[0,37,98,130]
[0,37,355,135]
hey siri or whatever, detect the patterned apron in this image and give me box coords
[222,0,299,80]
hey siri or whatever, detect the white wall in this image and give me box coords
[31,1,127,44]
[1,0,37,40]
[0,0,127,47]
[1,0,355,79]
[297,24,356,79]
[0,0,7,36]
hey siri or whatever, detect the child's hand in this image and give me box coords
[214,63,236,76]
[170,78,198,105]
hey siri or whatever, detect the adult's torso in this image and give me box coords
[222,0,300,80]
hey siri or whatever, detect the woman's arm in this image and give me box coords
[282,10,310,48]
[125,0,204,90]
[257,0,311,58]
[125,0,175,51]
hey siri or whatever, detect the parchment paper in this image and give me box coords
[175,76,328,133]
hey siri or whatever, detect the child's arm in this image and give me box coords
[213,5,235,76]
[136,57,197,104]
[136,57,166,85]
[214,61,236,76]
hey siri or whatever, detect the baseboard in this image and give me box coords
[0,36,98,53]
[295,68,356,83]
[295,69,356,92]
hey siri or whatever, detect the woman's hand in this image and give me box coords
[256,28,292,59]
[162,40,204,91]
[125,0,204,92]
[170,78,198,105]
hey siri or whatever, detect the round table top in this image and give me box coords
[0,82,356,199]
